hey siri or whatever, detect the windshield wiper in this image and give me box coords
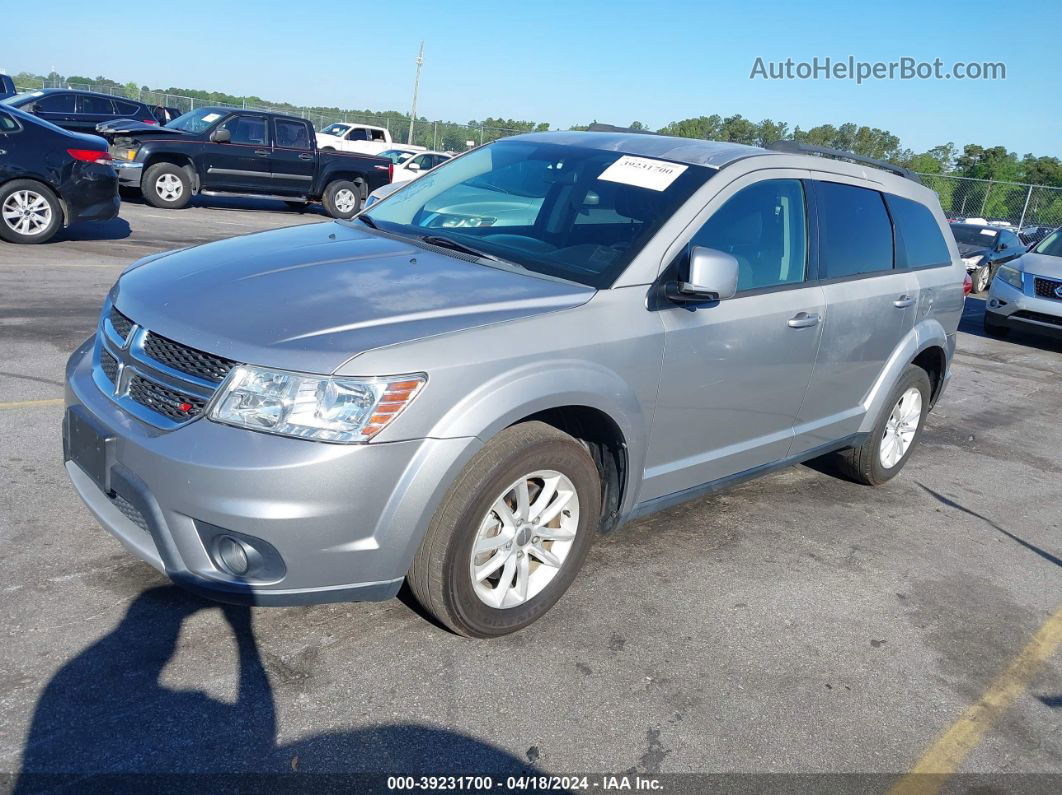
[420,234,506,263]
[356,214,379,229]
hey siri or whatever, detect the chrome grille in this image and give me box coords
[109,307,134,340]
[1033,276,1062,300]
[143,332,236,383]
[92,301,239,429]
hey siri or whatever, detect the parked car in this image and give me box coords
[389,150,453,183]
[63,132,962,636]
[363,179,405,209]
[1019,224,1054,247]
[1,89,161,134]
[315,122,413,156]
[150,105,183,125]
[0,74,15,100]
[949,222,1025,293]
[984,226,1062,340]
[0,104,119,244]
[101,107,391,218]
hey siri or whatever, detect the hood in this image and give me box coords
[1019,252,1062,280]
[96,118,187,140]
[113,222,594,374]
[956,242,990,258]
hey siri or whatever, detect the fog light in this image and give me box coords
[216,535,249,576]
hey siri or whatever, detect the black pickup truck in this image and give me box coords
[98,107,391,218]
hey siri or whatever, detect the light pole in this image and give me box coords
[407,41,424,146]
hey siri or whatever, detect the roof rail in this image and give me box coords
[765,140,921,183]
[586,123,659,136]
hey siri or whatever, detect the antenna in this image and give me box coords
[407,41,424,145]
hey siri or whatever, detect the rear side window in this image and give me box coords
[886,194,951,268]
[690,179,808,292]
[34,93,75,113]
[78,95,116,114]
[275,120,310,149]
[816,181,894,278]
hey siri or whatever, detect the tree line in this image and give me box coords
[11,70,1060,190]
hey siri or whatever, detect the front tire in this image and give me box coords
[0,180,62,244]
[835,365,931,486]
[408,422,601,638]
[142,163,192,209]
[322,180,361,219]
[971,264,992,294]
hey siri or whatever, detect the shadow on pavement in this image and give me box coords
[15,586,535,790]
[53,216,132,243]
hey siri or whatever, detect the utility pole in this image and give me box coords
[407,41,424,145]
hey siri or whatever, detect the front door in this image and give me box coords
[791,178,917,453]
[269,118,315,197]
[641,175,825,502]
[200,113,273,192]
[30,93,77,131]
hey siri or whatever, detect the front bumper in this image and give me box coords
[64,337,482,605]
[984,273,1062,338]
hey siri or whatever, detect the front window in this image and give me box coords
[950,224,998,246]
[165,108,230,133]
[0,91,44,106]
[321,123,350,136]
[361,140,712,288]
[1033,229,1062,258]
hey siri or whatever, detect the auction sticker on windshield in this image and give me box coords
[598,155,688,191]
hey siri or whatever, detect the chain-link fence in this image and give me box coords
[16,79,529,152]
[917,173,1062,230]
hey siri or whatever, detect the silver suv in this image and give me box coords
[63,132,964,636]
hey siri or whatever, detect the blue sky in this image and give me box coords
[4,0,1059,156]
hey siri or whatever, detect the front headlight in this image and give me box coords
[995,265,1024,290]
[961,255,983,268]
[208,366,426,443]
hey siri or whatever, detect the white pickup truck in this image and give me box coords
[315,122,424,157]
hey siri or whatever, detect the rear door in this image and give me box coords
[791,179,917,454]
[641,173,826,502]
[75,94,117,133]
[270,118,315,196]
[200,113,273,192]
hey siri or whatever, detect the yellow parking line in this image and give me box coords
[890,606,1062,795]
[0,398,64,411]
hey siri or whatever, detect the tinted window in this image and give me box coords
[817,182,894,277]
[220,115,267,145]
[275,120,310,149]
[113,99,143,116]
[950,224,996,247]
[998,231,1019,249]
[346,128,368,141]
[689,179,807,291]
[0,112,18,132]
[78,95,115,115]
[886,194,951,269]
[34,93,75,113]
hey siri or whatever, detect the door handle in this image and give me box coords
[298,152,313,161]
[893,295,915,308]
[254,149,270,157]
[787,312,821,328]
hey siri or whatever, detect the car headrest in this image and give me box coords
[613,186,658,223]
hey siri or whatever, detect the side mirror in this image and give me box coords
[210,128,231,143]
[666,246,739,303]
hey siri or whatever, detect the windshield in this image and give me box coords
[1033,229,1062,257]
[0,91,43,106]
[321,123,350,136]
[377,149,416,164]
[361,140,712,288]
[950,224,997,246]
[165,108,230,133]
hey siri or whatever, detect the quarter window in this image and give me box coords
[816,182,894,278]
[689,179,808,291]
[113,99,143,116]
[886,194,951,269]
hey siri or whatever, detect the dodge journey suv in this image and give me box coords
[63,131,964,637]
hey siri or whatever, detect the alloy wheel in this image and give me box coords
[155,173,184,202]
[880,387,922,469]
[1,190,52,236]
[333,189,357,214]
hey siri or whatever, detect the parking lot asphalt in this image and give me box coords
[1,199,1059,786]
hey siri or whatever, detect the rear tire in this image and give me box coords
[142,163,192,209]
[834,365,931,486]
[322,180,361,219]
[0,180,62,244]
[408,422,601,638]
[971,264,991,294]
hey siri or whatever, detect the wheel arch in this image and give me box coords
[142,153,198,190]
